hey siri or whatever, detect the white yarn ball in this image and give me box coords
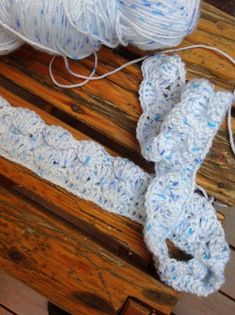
[0,0,200,59]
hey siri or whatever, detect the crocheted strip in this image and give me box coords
[139,55,233,296]
[151,80,233,170]
[0,96,151,224]
[138,55,234,171]
[137,54,186,162]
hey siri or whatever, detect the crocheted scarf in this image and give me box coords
[0,54,233,296]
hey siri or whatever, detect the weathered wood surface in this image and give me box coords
[0,270,167,315]
[0,1,235,315]
[0,185,178,315]
[0,269,167,315]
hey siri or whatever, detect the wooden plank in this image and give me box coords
[0,2,235,205]
[0,270,48,315]
[0,185,178,315]
[173,292,235,315]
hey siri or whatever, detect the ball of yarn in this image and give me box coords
[0,0,200,59]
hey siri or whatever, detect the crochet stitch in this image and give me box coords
[0,54,233,296]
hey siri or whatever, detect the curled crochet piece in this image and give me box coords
[0,54,233,296]
[139,54,233,296]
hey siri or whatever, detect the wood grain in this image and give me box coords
[0,185,178,315]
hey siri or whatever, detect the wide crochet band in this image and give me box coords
[0,54,233,296]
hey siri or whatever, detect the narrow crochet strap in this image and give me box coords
[139,54,233,295]
[0,54,234,296]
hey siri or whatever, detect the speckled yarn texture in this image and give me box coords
[0,55,233,296]
[0,0,200,57]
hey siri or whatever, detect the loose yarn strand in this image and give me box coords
[49,44,235,88]
[49,52,148,88]
[49,52,99,88]
[161,44,235,65]
[66,55,149,81]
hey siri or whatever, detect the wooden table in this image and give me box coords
[0,2,235,315]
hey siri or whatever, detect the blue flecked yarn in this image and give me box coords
[0,0,200,57]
